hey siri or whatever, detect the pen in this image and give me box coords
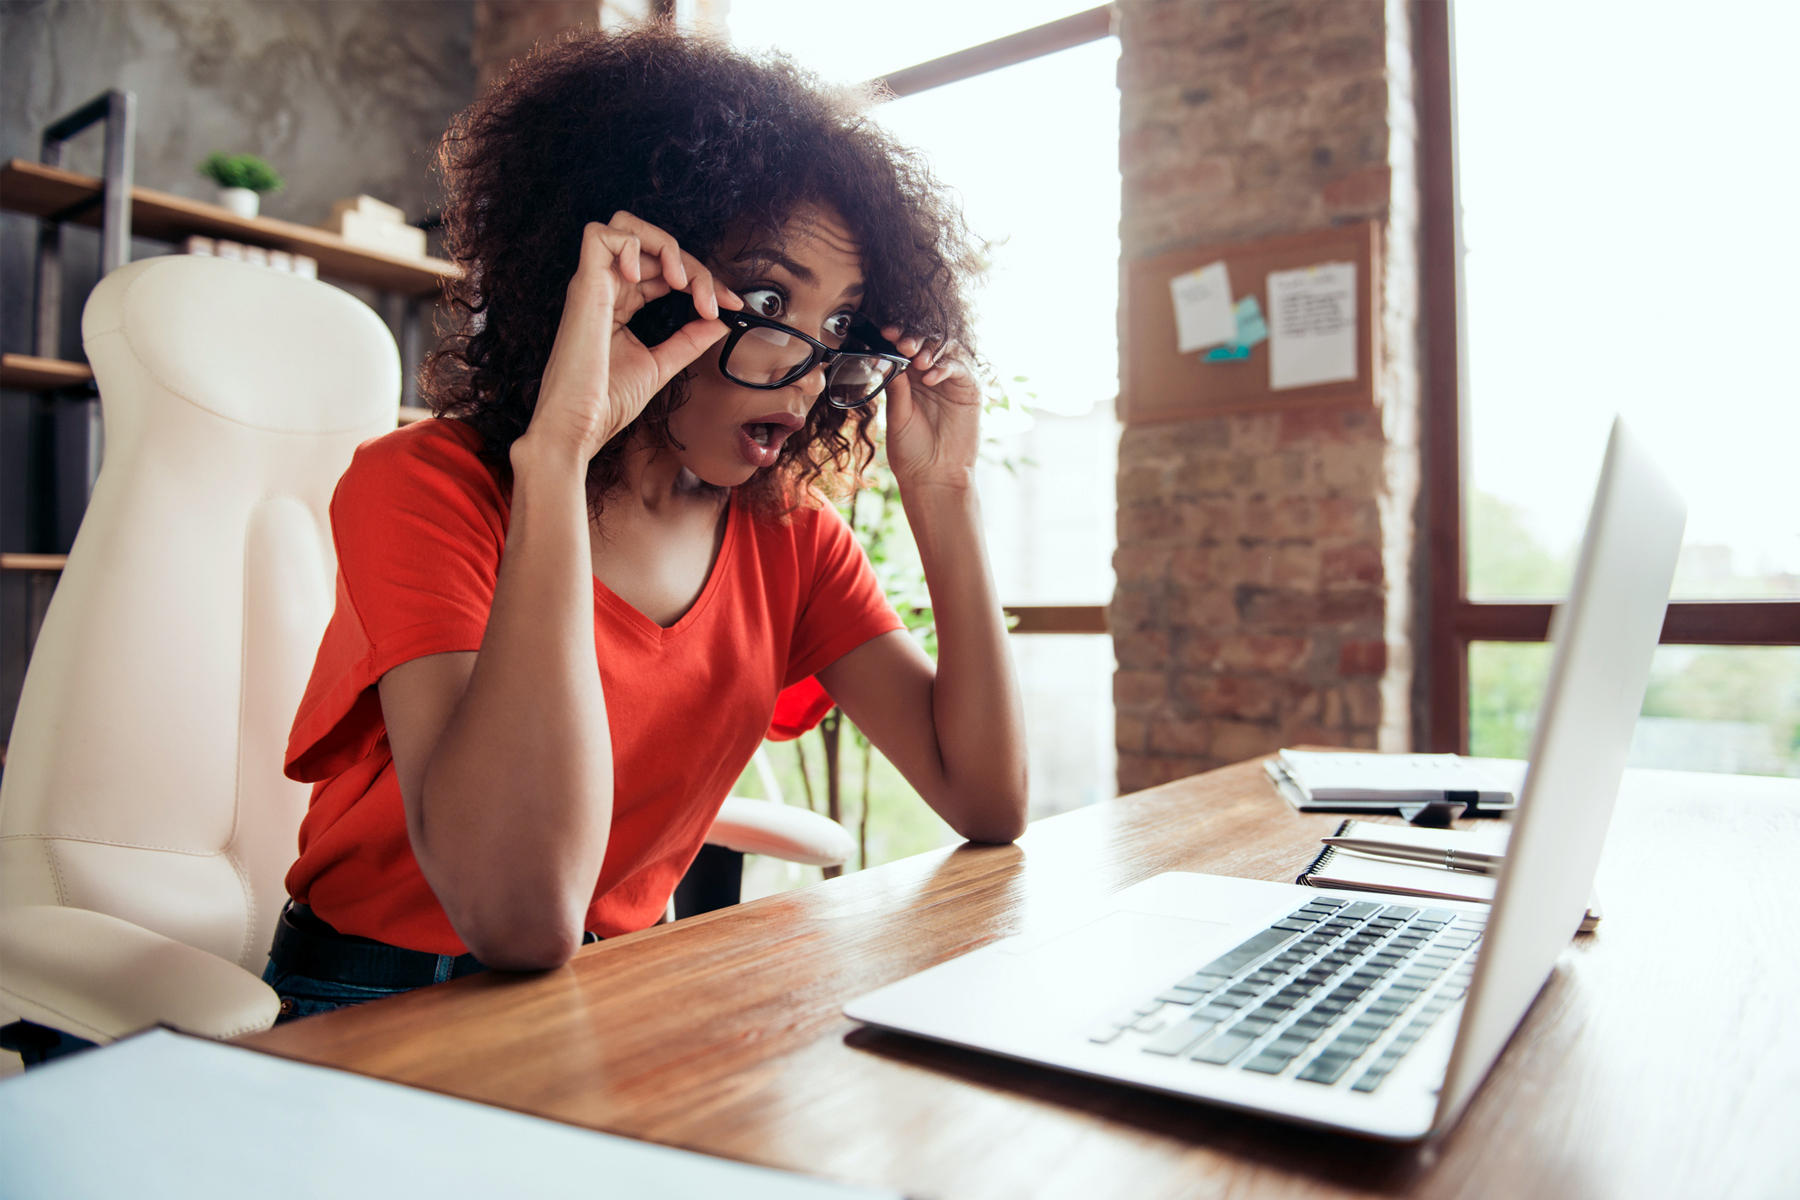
[1324,839,1503,875]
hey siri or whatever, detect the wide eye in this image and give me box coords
[740,289,785,319]
[824,312,854,342]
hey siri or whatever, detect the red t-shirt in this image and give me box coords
[283,419,902,953]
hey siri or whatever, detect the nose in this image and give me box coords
[795,357,829,404]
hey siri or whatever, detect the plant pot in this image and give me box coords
[218,187,260,219]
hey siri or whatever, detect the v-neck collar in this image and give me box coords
[589,490,740,644]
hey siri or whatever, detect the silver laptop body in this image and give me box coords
[845,418,1685,1140]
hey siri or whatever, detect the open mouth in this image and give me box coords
[737,412,803,467]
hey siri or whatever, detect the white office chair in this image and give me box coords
[0,254,850,1055]
[0,254,400,1051]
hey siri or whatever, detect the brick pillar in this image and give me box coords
[1112,0,1422,793]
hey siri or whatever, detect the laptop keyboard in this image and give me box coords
[1085,897,1483,1093]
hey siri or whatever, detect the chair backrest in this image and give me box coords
[0,255,398,973]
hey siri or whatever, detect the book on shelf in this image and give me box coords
[1298,819,1600,932]
[1265,749,1516,814]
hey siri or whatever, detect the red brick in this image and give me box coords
[1270,541,1320,588]
[1318,496,1373,536]
[1338,639,1388,676]
[1344,681,1382,728]
[1169,545,1213,586]
[1236,586,1321,630]
[1115,714,1149,754]
[1108,588,1157,633]
[1319,589,1384,625]
[1211,720,1282,763]
[1174,586,1237,629]
[1176,635,1224,670]
[1218,634,1310,673]
[1118,464,1171,505]
[1178,673,1279,721]
[1137,158,1235,202]
[1278,407,1366,446]
[1114,669,1168,712]
[1149,718,1214,757]
[1321,543,1383,586]
[1113,629,1170,669]
[1113,544,1173,586]
[1119,502,1185,543]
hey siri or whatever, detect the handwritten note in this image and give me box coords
[1169,260,1236,353]
[1267,263,1357,390]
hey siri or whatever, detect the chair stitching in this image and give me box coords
[45,839,67,906]
[1,832,230,856]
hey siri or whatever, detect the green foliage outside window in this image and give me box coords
[1467,490,1799,774]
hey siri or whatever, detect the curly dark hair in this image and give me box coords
[422,26,982,515]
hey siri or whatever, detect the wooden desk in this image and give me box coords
[242,761,1800,1198]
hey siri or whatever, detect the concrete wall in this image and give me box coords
[1111,0,1423,791]
[0,0,477,734]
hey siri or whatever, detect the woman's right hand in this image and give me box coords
[519,213,740,470]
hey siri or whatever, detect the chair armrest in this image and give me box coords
[705,797,855,867]
[0,906,279,1044]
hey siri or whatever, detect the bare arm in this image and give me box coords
[816,340,1029,844]
[376,216,738,969]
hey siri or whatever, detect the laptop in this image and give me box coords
[844,417,1685,1141]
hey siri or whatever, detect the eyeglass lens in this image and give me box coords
[825,356,898,409]
[722,325,899,408]
[729,325,816,386]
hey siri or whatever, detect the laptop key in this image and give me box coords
[1297,1053,1356,1084]
[1157,989,1202,1005]
[1191,1029,1259,1065]
[1142,1015,1223,1056]
[1242,1050,1294,1074]
[1195,927,1298,979]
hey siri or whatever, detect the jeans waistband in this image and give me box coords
[271,903,488,989]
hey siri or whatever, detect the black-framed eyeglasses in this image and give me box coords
[716,311,911,410]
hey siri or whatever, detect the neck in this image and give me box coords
[611,430,723,518]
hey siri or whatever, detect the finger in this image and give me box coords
[606,211,742,318]
[646,317,730,383]
[587,224,643,286]
[608,210,687,290]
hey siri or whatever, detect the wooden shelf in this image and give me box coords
[1,159,460,297]
[2,553,66,572]
[1,353,94,392]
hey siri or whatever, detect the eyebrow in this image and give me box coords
[729,250,864,302]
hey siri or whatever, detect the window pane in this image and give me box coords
[1471,642,1800,778]
[1456,2,1800,600]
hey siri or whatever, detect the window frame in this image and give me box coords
[1415,1,1800,754]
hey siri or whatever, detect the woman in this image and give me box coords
[267,27,1027,1018]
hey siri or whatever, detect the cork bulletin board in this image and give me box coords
[1120,221,1381,424]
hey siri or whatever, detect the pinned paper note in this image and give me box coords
[1267,262,1357,390]
[1201,295,1269,362]
[1169,261,1236,353]
[1233,295,1269,348]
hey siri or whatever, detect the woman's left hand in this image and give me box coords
[880,327,982,492]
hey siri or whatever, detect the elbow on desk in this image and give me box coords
[448,901,588,973]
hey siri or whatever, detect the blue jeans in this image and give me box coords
[263,902,597,1023]
[262,958,418,1021]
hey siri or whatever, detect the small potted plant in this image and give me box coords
[197,152,284,219]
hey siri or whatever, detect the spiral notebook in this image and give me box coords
[1299,820,1600,932]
